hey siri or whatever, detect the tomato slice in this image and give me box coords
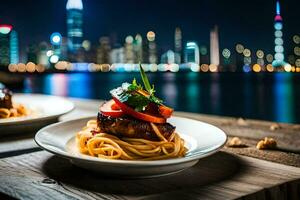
[159,105,173,118]
[100,99,124,118]
[111,102,121,110]
[113,97,166,124]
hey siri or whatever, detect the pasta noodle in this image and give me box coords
[0,103,30,119]
[76,120,187,160]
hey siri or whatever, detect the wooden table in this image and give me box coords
[0,98,299,200]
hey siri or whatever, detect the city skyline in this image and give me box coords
[1,0,300,58]
[1,0,300,73]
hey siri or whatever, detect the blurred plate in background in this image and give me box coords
[0,94,74,135]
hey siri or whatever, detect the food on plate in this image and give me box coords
[0,85,30,119]
[76,64,187,160]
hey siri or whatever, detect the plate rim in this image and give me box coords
[0,93,74,125]
[35,116,227,166]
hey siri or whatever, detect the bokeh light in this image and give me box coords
[190,64,200,72]
[50,55,59,63]
[235,44,244,53]
[222,48,231,59]
[8,64,17,72]
[256,50,264,58]
[125,35,133,44]
[274,30,283,37]
[26,62,36,72]
[200,64,209,72]
[243,49,251,57]
[17,63,26,72]
[146,31,155,42]
[82,40,91,51]
[209,64,218,72]
[294,46,300,56]
[243,64,251,73]
[266,64,274,72]
[284,63,292,72]
[266,54,274,63]
[293,35,300,44]
[252,64,261,72]
[296,59,300,67]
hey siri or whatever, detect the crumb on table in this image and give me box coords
[256,137,277,150]
[227,137,247,147]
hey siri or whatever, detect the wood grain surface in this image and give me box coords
[0,97,300,200]
[0,151,299,200]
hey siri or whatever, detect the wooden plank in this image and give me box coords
[0,151,299,200]
[176,111,300,152]
[176,112,300,167]
[224,137,300,167]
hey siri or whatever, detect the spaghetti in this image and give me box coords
[0,103,30,119]
[76,120,187,160]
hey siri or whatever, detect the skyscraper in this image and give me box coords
[184,41,200,64]
[174,27,182,63]
[66,0,83,53]
[97,37,111,64]
[210,25,220,66]
[147,31,157,64]
[0,24,12,66]
[9,30,19,64]
[272,0,285,67]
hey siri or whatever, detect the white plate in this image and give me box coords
[0,94,74,134]
[35,116,227,178]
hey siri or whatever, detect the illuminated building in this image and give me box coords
[161,50,175,64]
[272,0,285,67]
[9,30,19,64]
[97,37,111,64]
[147,31,157,64]
[66,0,83,53]
[0,24,12,66]
[27,44,38,63]
[60,37,68,60]
[110,47,125,63]
[174,27,182,63]
[184,41,200,65]
[133,34,143,63]
[124,35,134,63]
[210,25,220,66]
[37,42,50,67]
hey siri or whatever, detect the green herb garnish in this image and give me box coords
[139,63,155,95]
[139,64,163,104]
[110,64,163,111]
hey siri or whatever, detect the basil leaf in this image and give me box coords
[126,94,150,112]
[139,64,152,94]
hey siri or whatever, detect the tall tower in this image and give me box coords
[272,0,285,67]
[174,27,182,63]
[0,24,12,66]
[66,0,83,53]
[210,25,220,66]
[9,30,19,64]
[184,41,200,65]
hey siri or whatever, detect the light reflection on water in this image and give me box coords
[23,72,299,123]
[273,73,294,123]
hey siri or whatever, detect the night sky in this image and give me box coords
[1,0,300,56]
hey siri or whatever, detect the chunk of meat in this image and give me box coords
[0,88,13,109]
[97,112,175,141]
